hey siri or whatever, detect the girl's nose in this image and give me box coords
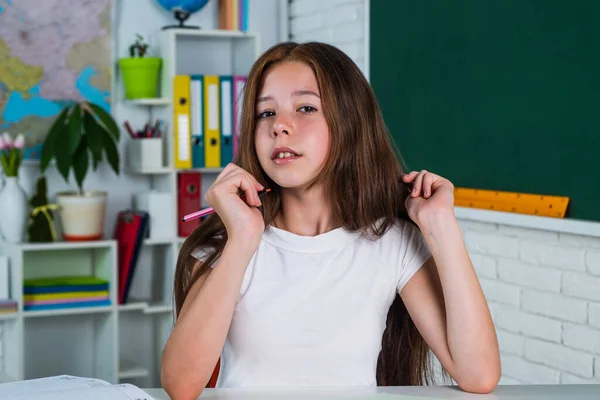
[272,115,293,137]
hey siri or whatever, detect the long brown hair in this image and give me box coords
[174,41,445,386]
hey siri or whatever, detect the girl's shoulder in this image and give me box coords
[367,217,423,244]
[362,217,430,265]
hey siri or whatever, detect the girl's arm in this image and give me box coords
[399,170,501,394]
[161,238,257,400]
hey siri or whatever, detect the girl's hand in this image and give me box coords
[402,170,455,225]
[205,163,266,246]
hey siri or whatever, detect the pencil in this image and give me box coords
[181,188,271,222]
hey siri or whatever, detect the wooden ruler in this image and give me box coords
[454,187,570,218]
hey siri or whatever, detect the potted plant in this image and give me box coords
[119,34,162,99]
[0,132,28,243]
[41,102,120,241]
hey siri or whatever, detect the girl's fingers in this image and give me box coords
[423,172,434,198]
[246,171,265,192]
[214,162,239,184]
[232,172,260,207]
[402,171,419,182]
[412,170,426,197]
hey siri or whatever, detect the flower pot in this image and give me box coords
[119,57,162,99]
[0,177,28,243]
[56,191,107,241]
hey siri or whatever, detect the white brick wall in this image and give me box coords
[289,0,368,75]
[461,219,600,385]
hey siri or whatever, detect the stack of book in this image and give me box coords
[0,299,17,314]
[23,276,110,311]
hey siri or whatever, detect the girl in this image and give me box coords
[161,41,500,400]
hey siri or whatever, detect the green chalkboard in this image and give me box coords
[370,0,600,221]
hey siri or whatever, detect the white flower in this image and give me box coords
[13,133,25,149]
[1,132,12,148]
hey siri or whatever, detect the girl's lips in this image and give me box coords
[272,155,301,165]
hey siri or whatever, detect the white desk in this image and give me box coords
[145,384,600,400]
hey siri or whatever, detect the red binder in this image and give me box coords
[178,172,202,237]
[114,210,148,304]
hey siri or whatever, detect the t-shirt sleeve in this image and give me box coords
[396,222,432,294]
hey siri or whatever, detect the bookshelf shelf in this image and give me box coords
[119,360,150,380]
[180,167,225,174]
[0,312,18,320]
[0,370,16,383]
[126,98,171,106]
[117,301,172,315]
[143,237,177,246]
[118,302,148,312]
[143,303,172,315]
[22,306,114,318]
[16,240,115,252]
[127,166,172,175]
[167,28,257,39]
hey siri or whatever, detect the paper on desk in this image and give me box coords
[0,375,155,400]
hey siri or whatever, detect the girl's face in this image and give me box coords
[254,61,330,190]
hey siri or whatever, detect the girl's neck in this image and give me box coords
[274,186,339,236]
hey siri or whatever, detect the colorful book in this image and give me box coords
[24,291,109,302]
[23,299,111,311]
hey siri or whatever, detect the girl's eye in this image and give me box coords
[256,111,275,119]
[298,106,317,113]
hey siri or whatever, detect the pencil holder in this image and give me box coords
[127,138,164,172]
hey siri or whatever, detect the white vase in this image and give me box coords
[0,176,28,243]
[56,191,107,241]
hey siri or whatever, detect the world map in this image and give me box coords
[0,0,111,160]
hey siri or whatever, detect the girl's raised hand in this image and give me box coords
[205,163,266,246]
[402,170,455,225]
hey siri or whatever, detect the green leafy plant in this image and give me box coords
[129,33,149,57]
[41,101,120,194]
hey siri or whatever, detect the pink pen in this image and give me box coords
[181,188,271,222]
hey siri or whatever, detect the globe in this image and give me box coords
[157,0,210,30]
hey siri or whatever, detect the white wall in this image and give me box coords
[0,0,286,378]
[289,0,368,77]
[289,0,600,387]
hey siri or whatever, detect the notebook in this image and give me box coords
[0,375,154,400]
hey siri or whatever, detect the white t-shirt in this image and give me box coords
[191,218,431,388]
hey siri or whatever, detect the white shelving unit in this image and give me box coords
[0,29,259,388]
